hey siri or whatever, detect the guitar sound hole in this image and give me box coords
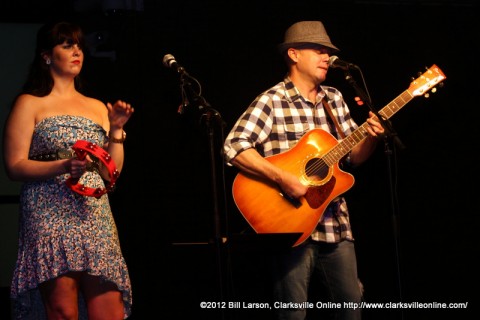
[305,158,329,183]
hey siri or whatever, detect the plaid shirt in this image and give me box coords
[224,76,359,243]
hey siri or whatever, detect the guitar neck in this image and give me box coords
[324,89,414,165]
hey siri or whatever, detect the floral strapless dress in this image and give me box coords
[10,115,132,319]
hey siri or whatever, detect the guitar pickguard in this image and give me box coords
[305,176,336,209]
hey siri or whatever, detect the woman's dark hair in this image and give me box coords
[22,21,86,96]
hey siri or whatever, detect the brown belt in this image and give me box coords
[29,149,99,171]
[29,149,75,161]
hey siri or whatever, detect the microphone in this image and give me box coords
[328,56,359,70]
[163,54,186,74]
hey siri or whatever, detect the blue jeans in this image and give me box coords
[272,239,363,320]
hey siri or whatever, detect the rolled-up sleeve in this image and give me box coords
[223,95,274,164]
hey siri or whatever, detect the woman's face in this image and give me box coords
[48,41,84,77]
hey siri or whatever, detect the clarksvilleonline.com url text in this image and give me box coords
[200,301,469,310]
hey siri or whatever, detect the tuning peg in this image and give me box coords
[424,86,440,99]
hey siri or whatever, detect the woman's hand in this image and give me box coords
[64,158,88,179]
[107,100,134,130]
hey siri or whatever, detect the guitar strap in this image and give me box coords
[321,98,346,139]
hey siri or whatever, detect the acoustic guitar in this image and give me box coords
[232,65,446,247]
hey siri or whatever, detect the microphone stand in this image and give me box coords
[179,71,228,320]
[343,68,405,318]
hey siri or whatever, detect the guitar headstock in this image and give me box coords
[408,65,446,97]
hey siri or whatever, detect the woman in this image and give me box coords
[3,21,133,319]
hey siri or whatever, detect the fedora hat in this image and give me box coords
[278,21,339,53]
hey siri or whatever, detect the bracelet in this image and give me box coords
[108,130,126,143]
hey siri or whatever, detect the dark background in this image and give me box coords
[0,0,478,319]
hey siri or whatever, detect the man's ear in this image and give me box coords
[287,48,298,63]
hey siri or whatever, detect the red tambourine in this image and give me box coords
[65,140,120,198]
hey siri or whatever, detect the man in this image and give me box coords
[223,21,384,320]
